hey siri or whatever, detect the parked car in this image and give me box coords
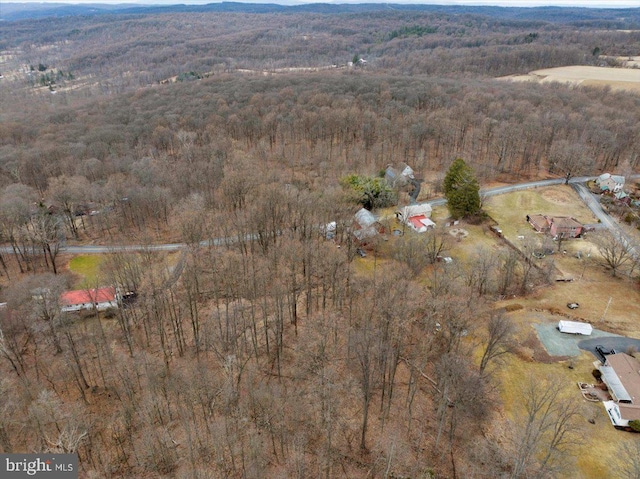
[356,248,367,258]
[596,345,616,357]
[567,302,579,309]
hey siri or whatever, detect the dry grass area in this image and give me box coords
[485,185,640,335]
[482,184,640,477]
[498,65,640,93]
[496,309,640,479]
[378,204,508,265]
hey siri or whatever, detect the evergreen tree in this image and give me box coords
[443,158,481,219]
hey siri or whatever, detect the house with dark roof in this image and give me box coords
[526,214,583,239]
[385,163,415,188]
[599,353,640,429]
[60,287,119,313]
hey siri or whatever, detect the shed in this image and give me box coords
[354,208,376,229]
[557,320,592,335]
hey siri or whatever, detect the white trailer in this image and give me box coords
[557,320,593,335]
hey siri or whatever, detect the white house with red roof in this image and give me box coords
[396,204,435,233]
[60,287,119,312]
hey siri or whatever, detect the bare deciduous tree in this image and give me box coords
[614,440,640,479]
[434,353,491,478]
[510,376,583,479]
[478,314,514,376]
[593,231,633,277]
[548,139,592,184]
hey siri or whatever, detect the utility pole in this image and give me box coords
[601,296,612,323]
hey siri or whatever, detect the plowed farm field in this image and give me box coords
[499,65,640,93]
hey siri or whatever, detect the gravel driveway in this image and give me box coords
[533,323,621,357]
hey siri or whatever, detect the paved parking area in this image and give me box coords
[533,323,620,357]
[578,336,640,359]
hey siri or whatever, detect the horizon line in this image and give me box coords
[4,0,640,8]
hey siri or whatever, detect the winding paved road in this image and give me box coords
[1,175,638,255]
[571,182,639,259]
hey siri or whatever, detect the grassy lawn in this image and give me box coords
[495,309,638,479]
[68,255,104,288]
[480,185,640,478]
[484,186,598,241]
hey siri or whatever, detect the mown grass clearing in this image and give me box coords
[68,255,103,288]
[483,186,597,240]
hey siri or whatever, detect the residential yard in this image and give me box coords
[68,255,104,289]
[494,269,640,479]
[376,204,508,265]
[483,185,598,241]
[497,309,632,475]
[495,350,637,479]
[481,185,640,478]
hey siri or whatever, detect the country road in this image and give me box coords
[0,175,638,256]
[572,182,639,259]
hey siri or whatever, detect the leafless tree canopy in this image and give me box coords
[0,5,637,478]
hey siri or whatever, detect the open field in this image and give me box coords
[486,185,640,333]
[499,65,640,93]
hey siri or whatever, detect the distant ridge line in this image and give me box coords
[1,2,639,22]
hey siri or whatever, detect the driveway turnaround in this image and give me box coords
[533,323,621,357]
[578,336,640,360]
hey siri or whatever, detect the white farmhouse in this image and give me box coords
[396,204,435,233]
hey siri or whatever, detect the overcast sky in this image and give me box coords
[8,0,640,6]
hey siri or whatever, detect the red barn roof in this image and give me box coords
[60,287,116,306]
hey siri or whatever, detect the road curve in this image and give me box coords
[572,182,639,259]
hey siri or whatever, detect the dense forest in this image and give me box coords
[0,5,640,479]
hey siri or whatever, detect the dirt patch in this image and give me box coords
[518,328,570,364]
[448,228,469,239]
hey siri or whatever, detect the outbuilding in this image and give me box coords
[557,320,592,335]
